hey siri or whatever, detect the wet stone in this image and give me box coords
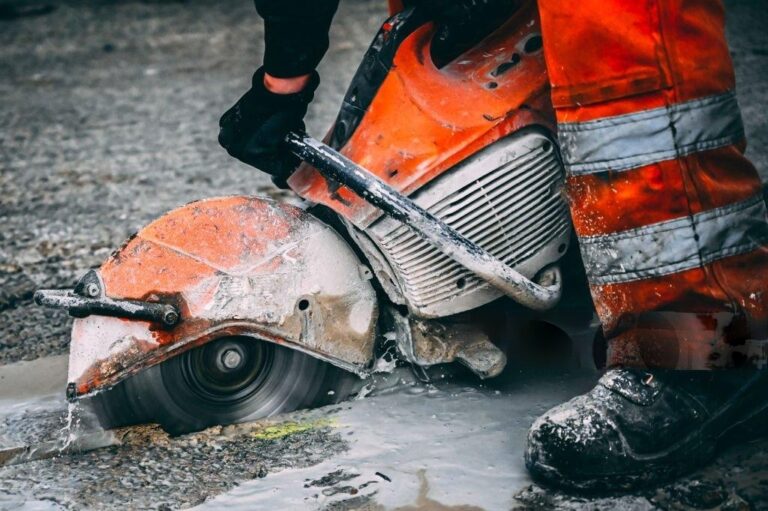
[322,493,381,511]
[307,468,360,488]
[667,479,729,509]
[322,485,359,497]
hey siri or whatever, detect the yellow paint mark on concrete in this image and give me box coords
[250,418,335,440]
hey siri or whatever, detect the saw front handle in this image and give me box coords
[283,132,562,311]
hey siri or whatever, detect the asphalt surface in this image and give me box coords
[1,0,768,510]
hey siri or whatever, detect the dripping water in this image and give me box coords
[59,402,81,452]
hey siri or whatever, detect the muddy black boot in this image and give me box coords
[525,368,768,492]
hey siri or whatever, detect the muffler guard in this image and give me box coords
[61,196,378,399]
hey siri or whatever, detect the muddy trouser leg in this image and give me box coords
[537,0,768,370]
[523,1,768,490]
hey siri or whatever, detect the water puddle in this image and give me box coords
[0,356,115,468]
[194,370,598,510]
[0,329,601,510]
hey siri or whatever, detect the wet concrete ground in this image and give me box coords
[1,358,767,510]
[1,0,768,509]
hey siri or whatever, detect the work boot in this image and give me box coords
[525,368,768,492]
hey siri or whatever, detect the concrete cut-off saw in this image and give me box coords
[36,0,597,434]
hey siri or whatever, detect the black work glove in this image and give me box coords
[218,67,320,187]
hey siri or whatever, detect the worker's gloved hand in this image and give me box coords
[218,67,320,187]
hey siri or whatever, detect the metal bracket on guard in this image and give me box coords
[284,132,562,311]
[34,270,180,327]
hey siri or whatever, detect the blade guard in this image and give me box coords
[66,196,378,399]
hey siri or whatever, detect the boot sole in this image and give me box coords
[527,372,768,493]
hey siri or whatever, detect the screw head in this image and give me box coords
[162,309,179,325]
[221,349,243,370]
[85,283,100,297]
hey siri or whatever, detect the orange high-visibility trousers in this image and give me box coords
[537,0,768,369]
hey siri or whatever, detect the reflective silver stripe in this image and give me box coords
[580,194,768,285]
[560,91,745,175]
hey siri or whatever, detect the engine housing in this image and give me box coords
[351,129,571,318]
